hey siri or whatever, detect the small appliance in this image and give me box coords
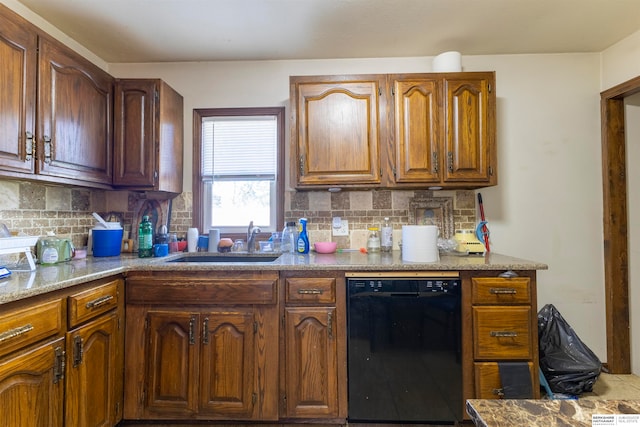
[454,229,486,255]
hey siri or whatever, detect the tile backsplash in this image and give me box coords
[0,179,478,252]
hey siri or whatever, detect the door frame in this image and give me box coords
[600,75,640,373]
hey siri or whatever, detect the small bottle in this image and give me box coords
[296,218,310,254]
[281,221,297,253]
[138,215,153,258]
[367,227,381,253]
[381,217,393,252]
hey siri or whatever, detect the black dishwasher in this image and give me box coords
[347,275,462,424]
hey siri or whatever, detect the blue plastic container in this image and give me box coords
[92,228,123,257]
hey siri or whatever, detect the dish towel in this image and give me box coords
[498,362,534,398]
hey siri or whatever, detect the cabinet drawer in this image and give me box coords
[127,274,278,305]
[0,298,64,358]
[473,306,532,359]
[474,362,535,399]
[471,277,530,305]
[68,279,121,328]
[286,277,336,304]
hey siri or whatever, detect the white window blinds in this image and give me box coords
[201,116,277,179]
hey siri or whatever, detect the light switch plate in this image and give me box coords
[332,219,349,236]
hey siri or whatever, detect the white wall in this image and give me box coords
[110,53,608,359]
[602,29,640,374]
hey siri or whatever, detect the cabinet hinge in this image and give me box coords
[281,315,285,328]
[253,321,258,334]
[252,392,257,405]
[299,156,305,177]
[378,88,382,97]
[488,83,492,93]
[115,402,120,417]
[155,89,159,101]
[489,166,494,176]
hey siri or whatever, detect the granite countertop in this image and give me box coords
[466,399,640,427]
[0,250,547,305]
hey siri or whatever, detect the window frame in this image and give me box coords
[193,107,285,240]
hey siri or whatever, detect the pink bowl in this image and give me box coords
[314,241,337,254]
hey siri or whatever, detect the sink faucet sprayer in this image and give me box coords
[247,221,261,253]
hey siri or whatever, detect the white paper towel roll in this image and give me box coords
[432,51,462,72]
[402,225,439,262]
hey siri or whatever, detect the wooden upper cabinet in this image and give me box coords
[391,75,440,184]
[443,74,496,185]
[114,78,184,194]
[290,75,384,187]
[37,35,113,186]
[290,72,496,189]
[0,5,37,175]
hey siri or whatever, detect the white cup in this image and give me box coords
[208,228,220,252]
[187,228,199,253]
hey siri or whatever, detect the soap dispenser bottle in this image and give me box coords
[296,218,310,254]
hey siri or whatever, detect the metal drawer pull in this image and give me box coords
[85,295,114,309]
[490,288,517,295]
[0,323,34,343]
[490,331,518,338]
[298,289,323,295]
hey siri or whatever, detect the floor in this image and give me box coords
[581,372,640,400]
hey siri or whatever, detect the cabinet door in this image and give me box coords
[37,36,113,186]
[65,312,120,427]
[0,337,64,427]
[391,77,440,183]
[292,77,383,186]
[145,311,199,416]
[113,79,157,188]
[443,75,495,184]
[199,309,256,418]
[0,6,37,174]
[284,307,338,417]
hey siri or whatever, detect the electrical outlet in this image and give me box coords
[332,219,349,236]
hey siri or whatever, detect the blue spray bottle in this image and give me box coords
[296,218,310,254]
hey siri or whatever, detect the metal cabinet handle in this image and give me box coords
[490,331,518,338]
[85,294,114,309]
[25,131,34,161]
[44,135,53,164]
[489,288,517,295]
[189,316,196,345]
[327,312,333,339]
[54,346,65,384]
[202,317,209,345]
[0,323,34,343]
[73,335,83,367]
[298,289,323,295]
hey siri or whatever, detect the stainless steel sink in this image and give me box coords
[166,253,280,263]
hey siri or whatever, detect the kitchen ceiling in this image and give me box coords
[15,0,640,63]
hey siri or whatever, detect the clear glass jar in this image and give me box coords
[367,227,381,253]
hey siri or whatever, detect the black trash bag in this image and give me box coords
[538,303,602,395]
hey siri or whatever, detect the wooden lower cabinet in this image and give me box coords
[0,337,65,426]
[65,277,124,427]
[124,271,279,422]
[281,272,347,421]
[464,271,540,406]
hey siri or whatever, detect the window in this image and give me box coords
[193,107,284,236]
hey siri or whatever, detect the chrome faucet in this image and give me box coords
[247,221,261,253]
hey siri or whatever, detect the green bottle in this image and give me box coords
[138,215,153,258]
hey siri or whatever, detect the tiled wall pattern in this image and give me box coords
[285,189,478,249]
[0,179,477,252]
[0,180,192,248]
